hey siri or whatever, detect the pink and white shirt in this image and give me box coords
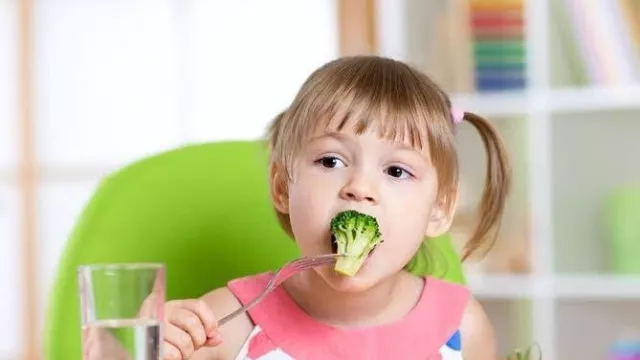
[227,273,469,360]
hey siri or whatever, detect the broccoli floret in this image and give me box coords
[330,210,382,276]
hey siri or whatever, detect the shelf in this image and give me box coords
[451,85,640,117]
[549,86,640,114]
[451,91,530,118]
[467,274,535,299]
[555,275,640,300]
[468,274,640,300]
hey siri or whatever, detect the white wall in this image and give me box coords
[1,0,338,357]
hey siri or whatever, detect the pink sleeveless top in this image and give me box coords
[227,273,469,360]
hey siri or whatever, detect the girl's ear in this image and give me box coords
[425,194,457,238]
[269,161,289,214]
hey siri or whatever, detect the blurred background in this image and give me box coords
[2,0,640,359]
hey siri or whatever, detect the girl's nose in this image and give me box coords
[339,176,378,204]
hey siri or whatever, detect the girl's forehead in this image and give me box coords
[306,111,431,151]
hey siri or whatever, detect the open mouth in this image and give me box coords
[331,234,338,254]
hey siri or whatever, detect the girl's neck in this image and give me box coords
[283,270,424,328]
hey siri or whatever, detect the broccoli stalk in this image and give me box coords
[330,210,382,276]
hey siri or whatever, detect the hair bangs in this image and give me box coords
[307,90,432,151]
[291,58,454,151]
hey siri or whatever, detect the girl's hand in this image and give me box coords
[162,299,223,360]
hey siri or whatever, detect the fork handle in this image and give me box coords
[217,298,259,327]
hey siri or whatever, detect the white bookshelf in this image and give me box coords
[451,86,640,117]
[469,274,640,300]
[548,85,640,113]
[452,91,531,116]
[377,0,640,359]
[467,274,537,299]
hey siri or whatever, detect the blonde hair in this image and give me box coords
[266,55,511,262]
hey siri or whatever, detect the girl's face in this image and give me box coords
[271,125,455,293]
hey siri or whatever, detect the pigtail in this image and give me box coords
[460,111,512,261]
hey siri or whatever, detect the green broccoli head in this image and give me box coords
[330,210,382,276]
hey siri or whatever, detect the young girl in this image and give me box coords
[162,55,510,360]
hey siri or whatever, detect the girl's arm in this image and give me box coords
[460,296,498,360]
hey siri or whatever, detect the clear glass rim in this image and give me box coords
[77,262,164,272]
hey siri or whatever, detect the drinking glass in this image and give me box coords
[78,263,165,360]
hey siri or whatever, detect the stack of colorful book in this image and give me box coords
[469,0,527,92]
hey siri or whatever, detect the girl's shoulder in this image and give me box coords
[426,275,498,359]
[457,293,499,359]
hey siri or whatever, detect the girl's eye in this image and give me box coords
[316,156,345,168]
[386,166,412,179]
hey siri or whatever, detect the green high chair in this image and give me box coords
[43,140,465,359]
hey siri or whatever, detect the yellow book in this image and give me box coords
[469,0,523,11]
[618,0,640,63]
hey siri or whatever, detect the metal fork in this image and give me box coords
[217,253,342,326]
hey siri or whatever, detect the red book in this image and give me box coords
[471,11,525,29]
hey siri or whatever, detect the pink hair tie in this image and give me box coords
[451,107,464,125]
